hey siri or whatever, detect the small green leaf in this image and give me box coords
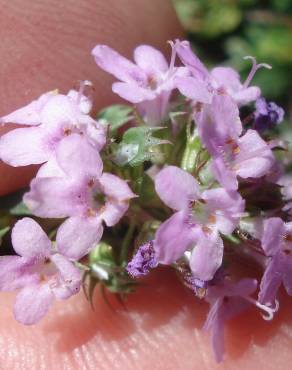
[97,104,133,133]
[10,202,31,216]
[0,226,10,246]
[113,126,170,167]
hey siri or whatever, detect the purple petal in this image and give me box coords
[50,253,82,299]
[56,134,103,179]
[212,94,242,138]
[190,231,223,281]
[57,216,103,260]
[282,258,292,296]
[40,94,79,128]
[133,45,168,74]
[154,211,197,264]
[99,173,136,201]
[258,254,283,304]
[262,218,284,256]
[211,157,238,191]
[24,177,84,218]
[112,82,156,103]
[1,91,53,126]
[175,76,212,103]
[155,166,200,211]
[36,158,65,178]
[175,40,209,80]
[101,201,129,227]
[232,278,258,297]
[91,44,147,84]
[0,127,49,166]
[211,67,241,93]
[233,86,261,105]
[235,130,274,179]
[137,91,171,125]
[0,256,38,291]
[202,188,244,234]
[12,218,51,258]
[14,283,54,325]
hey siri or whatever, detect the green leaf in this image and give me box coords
[10,202,31,216]
[0,226,10,246]
[97,104,133,133]
[113,126,170,167]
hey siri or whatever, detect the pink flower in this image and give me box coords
[24,134,136,259]
[204,278,258,362]
[195,94,275,190]
[0,84,106,167]
[153,166,244,282]
[92,43,188,125]
[175,40,271,106]
[0,218,82,325]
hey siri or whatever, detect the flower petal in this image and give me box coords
[202,188,244,234]
[133,45,168,74]
[154,211,197,264]
[99,173,136,201]
[175,40,209,80]
[235,130,274,179]
[1,91,53,126]
[190,231,223,281]
[211,67,241,93]
[24,178,84,218]
[233,86,261,106]
[101,201,129,227]
[0,256,38,290]
[258,253,283,304]
[50,253,82,299]
[57,216,103,260]
[40,94,78,129]
[211,157,238,191]
[12,218,51,257]
[175,76,212,103]
[14,283,54,325]
[0,127,49,166]
[92,45,146,84]
[56,134,103,179]
[112,82,156,103]
[262,217,284,256]
[155,166,200,211]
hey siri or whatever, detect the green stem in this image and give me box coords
[119,221,136,266]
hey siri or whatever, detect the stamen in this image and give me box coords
[246,297,279,320]
[77,80,93,105]
[167,40,178,76]
[243,56,272,88]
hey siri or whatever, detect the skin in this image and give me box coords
[0,1,292,369]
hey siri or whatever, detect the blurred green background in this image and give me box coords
[172,0,292,117]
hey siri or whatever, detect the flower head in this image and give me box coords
[153,166,244,282]
[0,84,106,167]
[254,97,284,131]
[175,40,269,106]
[127,241,158,277]
[24,134,136,260]
[92,43,188,125]
[0,218,81,324]
[204,278,257,362]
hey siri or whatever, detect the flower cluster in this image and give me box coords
[0,39,289,363]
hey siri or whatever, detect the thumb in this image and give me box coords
[1,269,292,369]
